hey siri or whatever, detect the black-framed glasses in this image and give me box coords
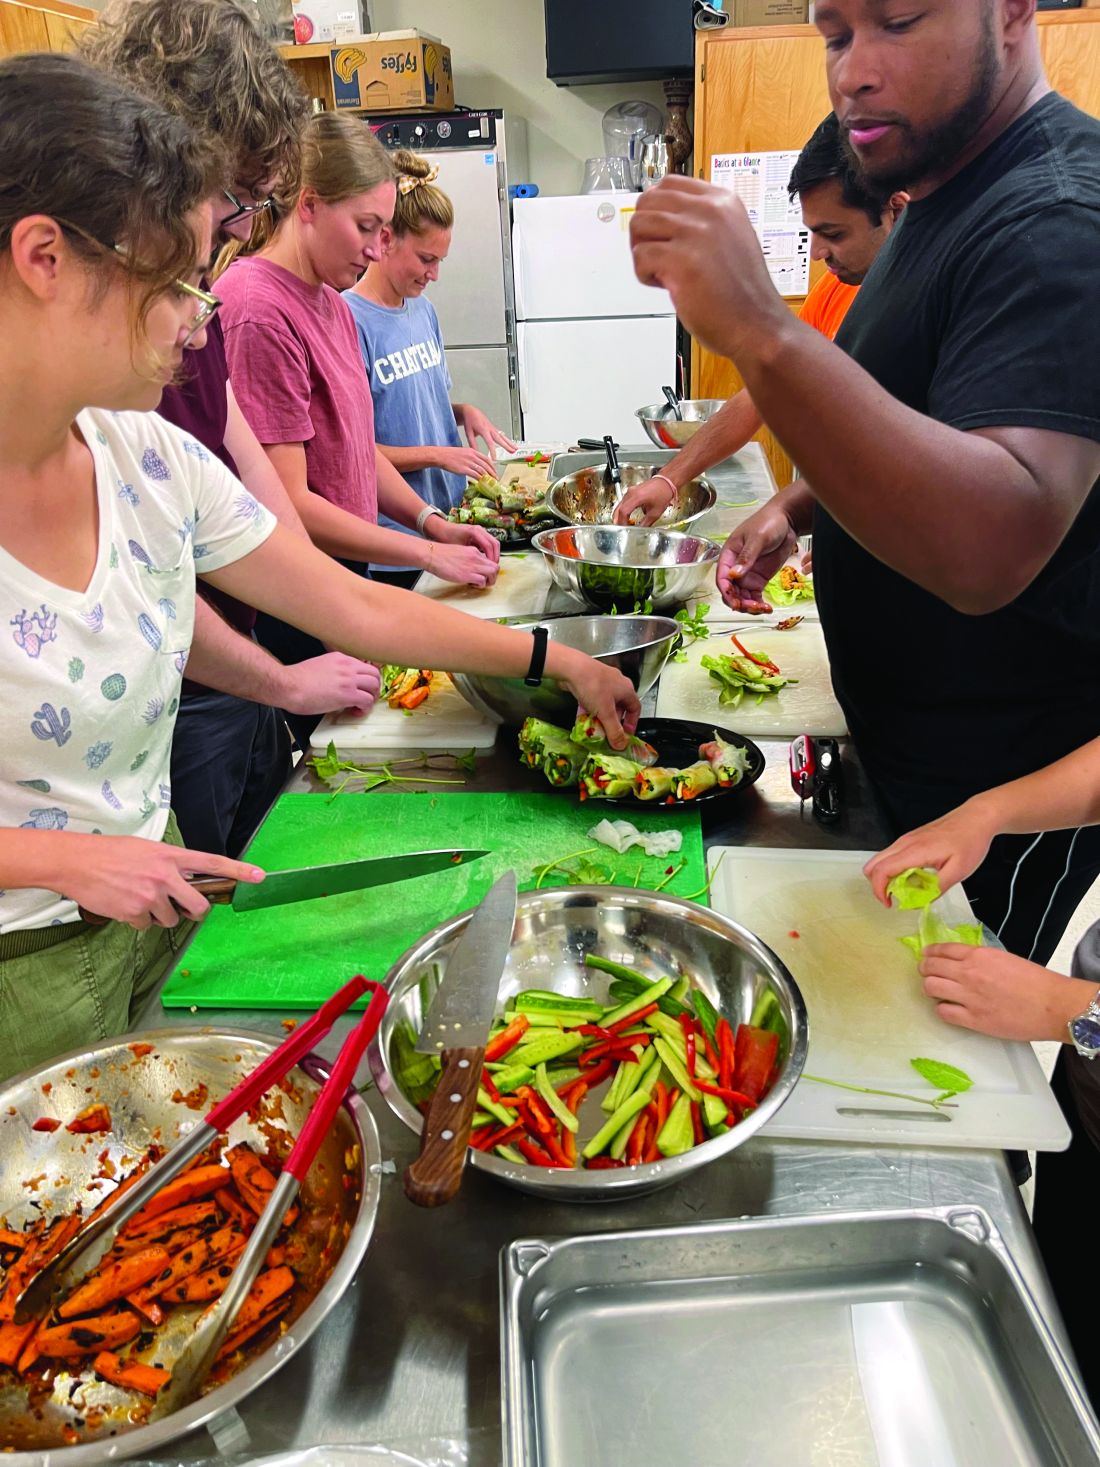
[222,187,274,231]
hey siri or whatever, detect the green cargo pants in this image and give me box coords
[0,814,194,1085]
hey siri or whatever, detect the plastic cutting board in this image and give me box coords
[708,846,1069,1151]
[656,620,847,737]
[161,792,707,1009]
[414,552,553,619]
[310,671,498,753]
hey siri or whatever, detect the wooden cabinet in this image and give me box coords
[693,12,1100,488]
[0,0,94,55]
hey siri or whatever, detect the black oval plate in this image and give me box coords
[522,717,766,809]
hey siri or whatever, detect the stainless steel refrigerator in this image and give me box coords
[365,109,527,439]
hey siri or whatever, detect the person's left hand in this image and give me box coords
[426,514,502,565]
[919,944,1090,1043]
[630,176,788,361]
[462,406,517,458]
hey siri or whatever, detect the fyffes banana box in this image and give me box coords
[330,31,454,113]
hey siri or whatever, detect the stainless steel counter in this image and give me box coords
[137,722,1077,1465]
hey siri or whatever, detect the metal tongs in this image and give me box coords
[602,434,623,504]
[16,974,384,1324]
[662,385,683,420]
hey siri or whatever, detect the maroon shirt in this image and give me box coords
[158,316,258,693]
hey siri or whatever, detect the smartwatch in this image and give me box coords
[525,626,549,687]
[1067,989,1100,1060]
[416,504,445,535]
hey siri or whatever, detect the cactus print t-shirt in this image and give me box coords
[0,408,274,933]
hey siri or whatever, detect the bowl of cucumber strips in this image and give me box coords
[372,887,807,1200]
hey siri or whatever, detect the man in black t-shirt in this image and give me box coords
[629,0,1100,1399]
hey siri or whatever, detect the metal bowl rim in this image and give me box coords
[0,1025,382,1466]
[635,400,726,421]
[531,525,722,570]
[545,472,717,531]
[370,887,808,1199]
[501,612,682,655]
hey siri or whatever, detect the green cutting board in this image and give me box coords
[161,792,706,1009]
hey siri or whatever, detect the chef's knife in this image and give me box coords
[405,868,518,1208]
[78,848,489,924]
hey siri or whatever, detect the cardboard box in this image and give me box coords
[292,0,364,45]
[730,0,810,23]
[330,31,454,113]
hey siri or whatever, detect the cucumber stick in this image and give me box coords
[600,976,674,1030]
[535,1063,580,1134]
[582,1089,651,1160]
[495,1144,525,1164]
[653,1037,701,1102]
[611,1042,658,1111]
[492,1064,536,1095]
[476,1088,514,1126]
[646,1013,717,1080]
[609,1060,661,1160]
[701,1089,728,1129]
[656,1093,694,1157]
[511,1031,584,1068]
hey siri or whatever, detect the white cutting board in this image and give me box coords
[413,552,553,620]
[709,847,1069,1151]
[310,671,498,752]
[656,621,847,737]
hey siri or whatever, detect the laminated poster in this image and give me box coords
[710,149,811,297]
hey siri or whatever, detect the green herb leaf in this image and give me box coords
[910,1058,974,1094]
[673,604,710,643]
[455,748,478,774]
[671,649,688,663]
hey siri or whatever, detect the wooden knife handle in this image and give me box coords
[404,1045,485,1208]
[78,875,238,926]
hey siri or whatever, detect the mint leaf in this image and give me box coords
[455,748,478,774]
[910,1058,974,1094]
[886,867,941,910]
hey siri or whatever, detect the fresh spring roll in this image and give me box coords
[698,731,753,788]
[518,717,572,769]
[581,753,643,799]
[671,761,720,801]
[634,766,675,801]
[542,737,586,788]
[571,711,609,748]
[623,734,660,768]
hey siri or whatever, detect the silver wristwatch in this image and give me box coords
[1067,989,1100,1060]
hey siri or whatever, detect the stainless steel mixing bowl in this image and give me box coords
[547,465,716,531]
[450,613,679,726]
[372,887,808,1202]
[532,524,720,612]
[0,1028,380,1462]
[636,399,726,449]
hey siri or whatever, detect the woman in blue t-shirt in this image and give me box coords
[344,150,516,585]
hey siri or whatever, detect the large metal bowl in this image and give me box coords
[547,465,716,532]
[636,399,725,449]
[450,613,679,726]
[0,1028,380,1462]
[532,524,720,612]
[371,887,808,1202]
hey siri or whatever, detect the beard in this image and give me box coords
[844,10,1001,194]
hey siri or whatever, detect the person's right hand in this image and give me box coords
[435,445,499,482]
[56,834,265,930]
[612,477,676,527]
[427,543,499,587]
[281,652,381,716]
[716,500,798,613]
[863,801,999,908]
[553,649,640,750]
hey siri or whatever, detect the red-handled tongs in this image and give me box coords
[16,974,379,1322]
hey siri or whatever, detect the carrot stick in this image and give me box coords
[231,1265,295,1333]
[160,1255,242,1305]
[110,1224,208,1266]
[215,1297,292,1362]
[131,1224,245,1304]
[124,1164,228,1226]
[35,1310,141,1360]
[92,1350,169,1397]
[0,1229,28,1252]
[58,1245,171,1319]
[226,1146,298,1225]
[127,1293,164,1326]
[116,1200,220,1246]
[214,1187,255,1229]
[0,1319,38,1368]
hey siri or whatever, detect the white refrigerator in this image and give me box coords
[512,195,678,445]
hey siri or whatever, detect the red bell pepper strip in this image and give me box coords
[484,1014,530,1063]
[558,1080,588,1112]
[472,1119,524,1151]
[696,1021,721,1075]
[576,1024,615,1041]
[730,633,779,675]
[608,1002,659,1034]
[580,1034,652,1067]
[716,1018,735,1092]
[643,1102,661,1163]
[626,1110,649,1166]
[653,1080,669,1137]
[517,1137,568,1168]
[516,1087,555,1138]
[694,1077,756,1110]
[734,1025,780,1103]
[690,1100,705,1146]
[541,1126,572,1168]
[679,1015,697,1080]
[562,1127,577,1166]
[481,1069,502,1101]
[667,1087,681,1111]
[584,1156,626,1170]
[578,1059,615,1090]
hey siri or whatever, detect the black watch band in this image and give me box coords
[524,626,549,687]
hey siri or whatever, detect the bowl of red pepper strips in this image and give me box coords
[371,888,808,1199]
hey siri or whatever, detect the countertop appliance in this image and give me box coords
[365,109,527,439]
[511,193,678,444]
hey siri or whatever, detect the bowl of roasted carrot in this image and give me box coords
[374,887,808,1201]
[0,1027,380,1460]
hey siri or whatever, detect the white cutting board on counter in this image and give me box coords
[309,672,498,753]
[414,552,553,620]
[656,621,847,737]
[709,847,1069,1151]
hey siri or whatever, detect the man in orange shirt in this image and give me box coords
[615,114,906,526]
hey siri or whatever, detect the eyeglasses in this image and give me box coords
[222,187,274,231]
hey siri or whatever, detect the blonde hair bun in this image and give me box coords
[389,149,454,235]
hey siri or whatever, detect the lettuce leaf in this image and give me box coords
[886,866,942,910]
[763,568,815,606]
[899,906,983,959]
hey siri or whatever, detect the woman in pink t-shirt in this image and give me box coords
[217,114,499,591]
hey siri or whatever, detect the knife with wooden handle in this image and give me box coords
[404,869,518,1208]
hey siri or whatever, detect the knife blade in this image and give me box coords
[77,849,488,924]
[405,869,518,1208]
